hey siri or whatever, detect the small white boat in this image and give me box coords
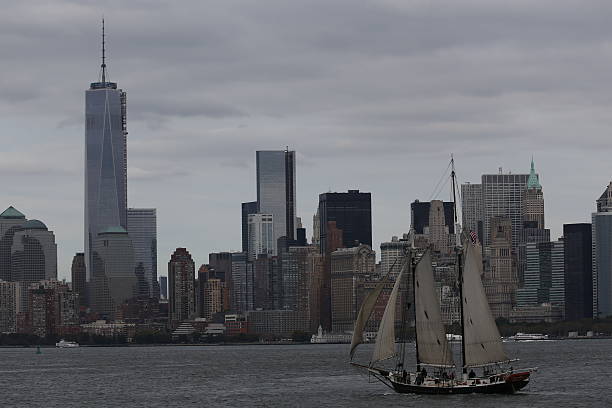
[56,339,79,348]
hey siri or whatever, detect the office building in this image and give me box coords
[127,208,158,298]
[247,213,275,260]
[230,252,254,313]
[330,245,376,332]
[209,252,233,310]
[0,206,27,281]
[318,190,372,254]
[85,27,128,282]
[592,181,612,317]
[91,227,137,319]
[461,183,483,242]
[71,253,86,308]
[159,276,168,299]
[256,150,296,253]
[241,201,258,253]
[563,223,593,320]
[380,235,409,277]
[410,200,455,235]
[523,160,545,229]
[168,248,196,324]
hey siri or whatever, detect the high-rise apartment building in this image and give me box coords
[330,245,376,332]
[85,27,128,282]
[380,235,409,277]
[318,190,372,254]
[0,280,20,333]
[230,252,254,313]
[209,252,232,309]
[168,248,196,324]
[461,183,483,242]
[28,280,78,338]
[256,150,296,253]
[247,213,275,260]
[127,208,158,298]
[592,182,612,317]
[91,227,137,319]
[563,223,593,320]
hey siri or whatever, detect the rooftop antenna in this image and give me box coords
[101,18,107,84]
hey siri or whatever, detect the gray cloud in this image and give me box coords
[1,0,611,277]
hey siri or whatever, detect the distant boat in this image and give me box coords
[311,325,369,344]
[446,334,462,342]
[56,339,79,348]
[350,158,536,395]
[509,333,549,341]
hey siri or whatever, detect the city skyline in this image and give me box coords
[3,2,612,280]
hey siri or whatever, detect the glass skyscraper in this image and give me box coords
[256,151,296,252]
[84,49,128,281]
[127,208,158,298]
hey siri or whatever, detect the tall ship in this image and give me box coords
[350,161,536,394]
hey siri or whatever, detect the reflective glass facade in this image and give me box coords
[127,208,158,298]
[85,82,127,280]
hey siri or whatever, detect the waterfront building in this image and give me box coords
[483,216,517,319]
[461,183,483,242]
[592,182,612,317]
[563,223,593,320]
[330,245,376,333]
[84,28,128,282]
[71,253,87,308]
[168,248,196,324]
[241,201,258,253]
[247,213,275,260]
[91,227,137,319]
[0,206,27,281]
[256,150,296,253]
[127,208,158,298]
[246,309,300,336]
[318,190,371,253]
[28,280,78,338]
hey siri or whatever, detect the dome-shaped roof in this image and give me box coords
[99,226,128,235]
[23,219,48,230]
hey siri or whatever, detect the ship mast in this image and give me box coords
[451,156,467,378]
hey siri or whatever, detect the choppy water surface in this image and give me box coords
[1,340,611,407]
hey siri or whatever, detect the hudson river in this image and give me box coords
[1,340,611,407]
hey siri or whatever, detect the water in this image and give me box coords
[1,339,611,407]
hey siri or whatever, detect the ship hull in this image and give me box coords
[388,372,530,395]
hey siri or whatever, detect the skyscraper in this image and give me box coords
[484,216,517,319]
[523,160,545,229]
[380,235,409,277]
[482,171,530,249]
[563,223,593,320]
[127,208,158,298]
[256,150,296,252]
[168,248,196,324]
[91,226,137,319]
[241,201,258,253]
[230,252,254,313]
[592,182,612,317]
[0,206,27,281]
[71,253,86,308]
[461,183,483,242]
[318,190,372,253]
[85,22,128,281]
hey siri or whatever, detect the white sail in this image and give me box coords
[462,240,509,366]
[371,266,404,363]
[414,250,454,367]
[350,268,392,360]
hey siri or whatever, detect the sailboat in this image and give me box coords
[350,164,536,395]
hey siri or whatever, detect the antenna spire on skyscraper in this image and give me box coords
[101,18,107,84]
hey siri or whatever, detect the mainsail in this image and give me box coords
[371,265,404,363]
[414,250,454,367]
[350,268,392,360]
[462,240,509,366]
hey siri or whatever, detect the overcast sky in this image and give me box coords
[2,0,611,280]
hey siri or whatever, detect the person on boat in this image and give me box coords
[402,370,408,382]
[421,367,427,378]
[468,369,476,379]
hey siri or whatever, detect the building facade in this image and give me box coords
[230,252,254,313]
[168,248,196,324]
[247,213,275,260]
[256,150,296,253]
[461,183,483,242]
[241,201,258,253]
[319,190,372,254]
[71,252,86,308]
[0,206,27,282]
[0,280,20,333]
[592,182,612,317]
[127,208,158,298]
[563,223,593,320]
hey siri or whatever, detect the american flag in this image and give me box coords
[469,230,478,244]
